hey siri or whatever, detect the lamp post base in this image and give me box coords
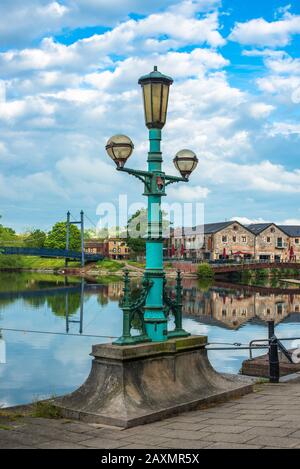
[52,335,253,428]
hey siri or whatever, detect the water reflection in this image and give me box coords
[181,279,300,330]
[1,276,300,334]
[1,272,300,407]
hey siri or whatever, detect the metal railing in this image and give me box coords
[206,320,300,384]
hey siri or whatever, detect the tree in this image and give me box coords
[0,215,17,245]
[45,222,81,251]
[24,229,47,248]
[126,209,170,257]
[126,209,147,256]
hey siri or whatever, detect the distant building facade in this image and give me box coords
[166,221,300,262]
[85,238,130,260]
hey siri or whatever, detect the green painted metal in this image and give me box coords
[114,128,190,344]
[144,129,167,341]
[112,70,191,345]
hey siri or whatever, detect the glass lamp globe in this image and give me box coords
[173,149,198,179]
[105,135,134,168]
[138,66,173,130]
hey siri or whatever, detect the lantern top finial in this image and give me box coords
[138,66,173,86]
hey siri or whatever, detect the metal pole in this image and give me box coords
[268,320,280,383]
[144,129,168,342]
[65,291,69,333]
[79,278,84,334]
[81,210,85,268]
[65,211,70,268]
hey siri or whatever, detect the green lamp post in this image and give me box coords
[105,66,198,345]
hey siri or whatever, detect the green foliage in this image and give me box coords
[24,229,47,248]
[126,237,146,256]
[197,263,214,279]
[197,278,214,291]
[255,269,268,279]
[126,209,170,257]
[47,292,81,317]
[45,222,81,251]
[0,254,23,268]
[0,216,19,246]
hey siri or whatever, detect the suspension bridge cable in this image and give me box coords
[84,214,98,229]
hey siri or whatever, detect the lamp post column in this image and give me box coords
[144,128,167,342]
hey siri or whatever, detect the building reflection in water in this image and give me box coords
[179,279,300,330]
[1,276,300,334]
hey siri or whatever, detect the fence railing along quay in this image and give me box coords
[164,258,300,274]
[207,320,300,384]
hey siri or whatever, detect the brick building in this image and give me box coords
[166,221,300,262]
[85,238,130,260]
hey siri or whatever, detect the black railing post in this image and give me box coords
[268,320,280,383]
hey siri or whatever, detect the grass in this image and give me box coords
[30,401,62,419]
[96,259,125,272]
[127,260,145,269]
[0,424,12,430]
[0,255,80,270]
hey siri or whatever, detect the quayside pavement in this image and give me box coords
[1,379,300,449]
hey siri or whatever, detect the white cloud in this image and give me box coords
[0,0,224,49]
[1,0,300,230]
[229,11,300,47]
[198,159,300,194]
[267,122,300,137]
[231,217,270,225]
[168,185,210,201]
[249,102,275,119]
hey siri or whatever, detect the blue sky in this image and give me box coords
[1,0,300,232]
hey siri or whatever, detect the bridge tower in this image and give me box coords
[65,210,85,268]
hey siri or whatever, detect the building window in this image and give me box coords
[113,248,116,253]
[233,225,238,231]
[222,236,227,243]
[296,239,299,244]
[271,228,275,233]
[233,236,237,242]
[267,237,271,243]
[242,236,247,243]
[277,237,283,248]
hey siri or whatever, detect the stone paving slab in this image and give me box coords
[1,380,300,449]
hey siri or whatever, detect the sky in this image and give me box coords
[1,0,300,232]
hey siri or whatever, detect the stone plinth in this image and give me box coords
[52,336,253,428]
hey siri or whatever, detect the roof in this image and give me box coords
[171,222,233,237]
[172,221,254,237]
[203,221,234,234]
[278,225,300,237]
[247,223,273,235]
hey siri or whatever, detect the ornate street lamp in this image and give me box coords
[106,66,198,345]
[105,134,134,168]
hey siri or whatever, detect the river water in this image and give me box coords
[1,272,300,408]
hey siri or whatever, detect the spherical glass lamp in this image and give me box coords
[105,135,134,168]
[173,149,198,179]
